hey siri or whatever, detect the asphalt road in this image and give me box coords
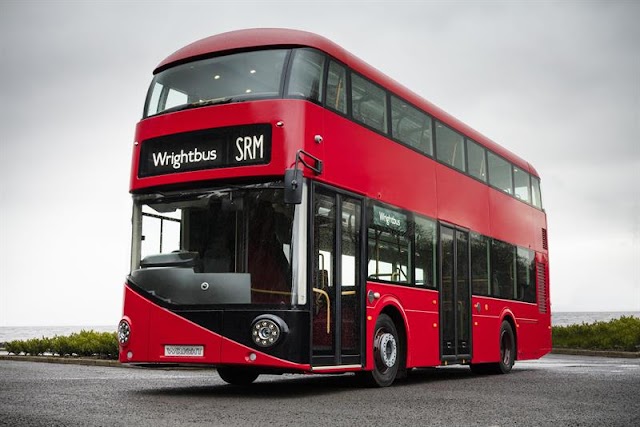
[1,354,638,426]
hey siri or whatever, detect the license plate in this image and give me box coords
[164,345,204,357]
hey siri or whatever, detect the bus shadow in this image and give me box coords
[134,366,528,398]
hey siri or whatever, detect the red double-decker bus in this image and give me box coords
[118,28,551,386]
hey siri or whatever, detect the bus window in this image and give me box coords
[435,121,466,172]
[414,216,436,287]
[470,232,490,295]
[514,167,531,203]
[491,239,515,299]
[488,152,513,195]
[391,96,433,156]
[368,204,410,284]
[466,139,487,182]
[325,61,347,114]
[516,247,536,303]
[144,49,289,117]
[531,176,543,209]
[140,205,181,259]
[287,49,325,103]
[351,74,388,134]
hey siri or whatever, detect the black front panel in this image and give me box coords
[178,309,310,365]
[138,123,271,177]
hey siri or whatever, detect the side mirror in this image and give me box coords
[284,168,303,204]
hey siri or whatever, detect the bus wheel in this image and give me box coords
[364,314,401,387]
[217,367,259,385]
[470,321,516,375]
[497,320,516,373]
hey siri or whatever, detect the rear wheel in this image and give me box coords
[217,367,259,385]
[472,320,515,375]
[361,314,401,387]
[496,320,516,373]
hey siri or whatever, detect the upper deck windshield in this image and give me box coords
[144,48,325,117]
[129,185,298,306]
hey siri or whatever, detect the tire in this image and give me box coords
[474,320,516,375]
[217,367,259,385]
[361,314,402,387]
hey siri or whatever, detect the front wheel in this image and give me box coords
[217,367,259,385]
[360,314,402,387]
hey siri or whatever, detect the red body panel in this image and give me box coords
[120,285,310,371]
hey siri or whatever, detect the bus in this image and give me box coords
[119,28,551,386]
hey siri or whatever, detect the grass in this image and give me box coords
[4,330,118,359]
[552,316,640,352]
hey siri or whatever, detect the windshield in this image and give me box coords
[145,49,289,117]
[129,185,298,306]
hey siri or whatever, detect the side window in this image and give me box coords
[531,176,543,209]
[351,74,388,133]
[488,152,513,195]
[287,49,325,103]
[516,247,536,303]
[435,121,466,171]
[141,205,182,259]
[414,216,436,287]
[314,192,336,290]
[325,61,347,114]
[390,96,433,156]
[368,204,410,284]
[491,239,515,299]
[513,167,531,203]
[470,232,490,295]
[466,139,487,182]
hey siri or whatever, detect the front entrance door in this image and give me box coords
[439,225,472,361]
[311,187,362,367]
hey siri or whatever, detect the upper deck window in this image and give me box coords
[144,49,289,117]
[466,139,487,182]
[391,96,433,156]
[488,152,513,195]
[513,166,531,203]
[287,49,325,103]
[435,122,466,172]
[326,61,347,114]
[351,74,388,133]
[531,176,543,209]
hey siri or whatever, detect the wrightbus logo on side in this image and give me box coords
[152,148,218,170]
[379,211,402,227]
[235,135,264,162]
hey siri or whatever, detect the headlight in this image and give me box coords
[251,315,288,348]
[118,319,131,345]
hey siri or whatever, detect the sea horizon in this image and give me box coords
[1,311,638,343]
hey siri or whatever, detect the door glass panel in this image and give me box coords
[456,230,470,354]
[341,198,360,355]
[312,192,335,356]
[441,227,455,356]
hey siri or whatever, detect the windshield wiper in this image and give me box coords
[159,97,234,115]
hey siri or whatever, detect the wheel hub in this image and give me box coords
[378,332,397,368]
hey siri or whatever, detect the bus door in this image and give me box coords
[311,187,363,367]
[439,224,472,362]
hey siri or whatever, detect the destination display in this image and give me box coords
[138,124,271,177]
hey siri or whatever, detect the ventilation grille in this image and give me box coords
[536,262,547,314]
[542,228,548,250]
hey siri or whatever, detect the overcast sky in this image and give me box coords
[1,1,638,327]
